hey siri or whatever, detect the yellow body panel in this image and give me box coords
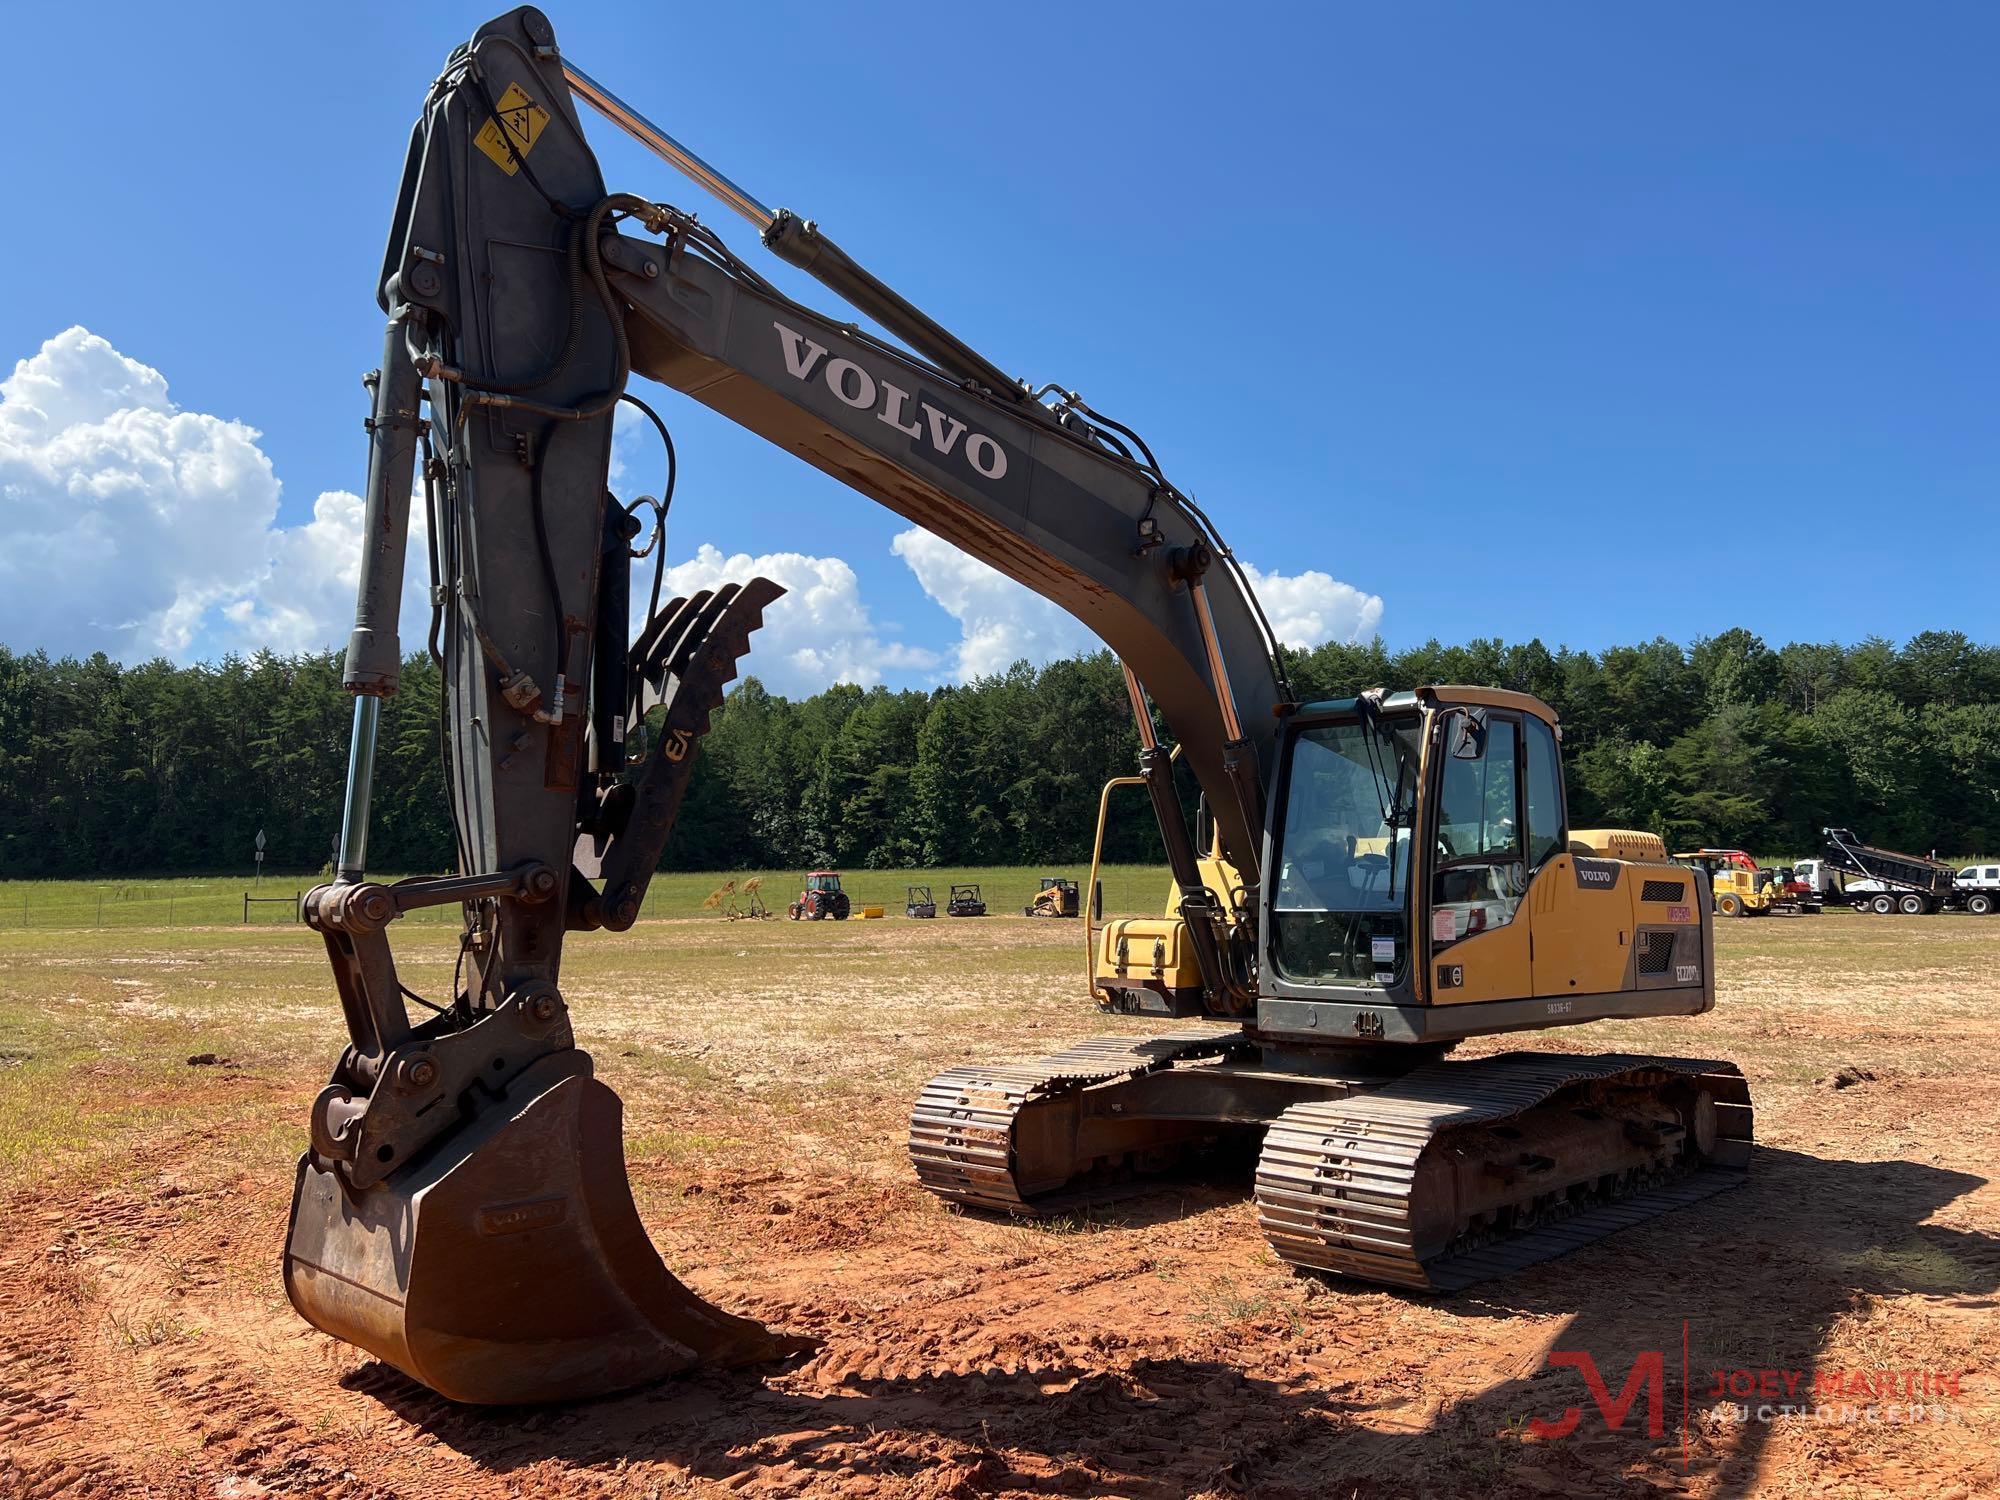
[1433,844,1705,1005]
[1571,828,1669,862]
[1427,901,1533,1004]
[1098,916,1202,990]
[1527,854,1636,998]
[1091,855,1244,998]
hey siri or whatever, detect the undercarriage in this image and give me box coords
[912,1031,1752,1290]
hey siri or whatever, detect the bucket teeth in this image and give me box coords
[284,1050,812,1404]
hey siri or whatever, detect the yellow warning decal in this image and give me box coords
[474,81,549,176]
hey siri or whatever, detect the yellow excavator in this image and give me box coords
[287,7,1752,1405]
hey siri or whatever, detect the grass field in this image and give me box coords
[0,904,1995,1497]
[9,854,1990,933]
[0,864,1177,932]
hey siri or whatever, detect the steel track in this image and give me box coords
[1255,1052,1754,1290]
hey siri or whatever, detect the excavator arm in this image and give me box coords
[285,5,1289,1403]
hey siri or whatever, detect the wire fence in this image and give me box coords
[0,880,458,932]
[0,866,1176,933]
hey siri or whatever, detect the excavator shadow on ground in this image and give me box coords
[344,1148,1994,1499]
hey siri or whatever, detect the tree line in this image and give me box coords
[3,629,1997,879]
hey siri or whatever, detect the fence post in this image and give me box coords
[243,892,250,925]
[97,895,103,927]
[168,896,174,926]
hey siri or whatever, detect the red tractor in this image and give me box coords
[788,870,852,921]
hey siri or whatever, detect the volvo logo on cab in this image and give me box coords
[772,321,1009,480]
[1573,857,1621,890]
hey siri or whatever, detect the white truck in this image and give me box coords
[1952,862,2000,915]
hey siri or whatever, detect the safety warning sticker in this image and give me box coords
[475,82,549,175]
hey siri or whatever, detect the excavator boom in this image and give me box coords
[288,7,1752,1406]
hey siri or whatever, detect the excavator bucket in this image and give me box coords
[284,1050,809,1404]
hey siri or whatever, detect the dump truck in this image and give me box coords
[1819,829,1960,914]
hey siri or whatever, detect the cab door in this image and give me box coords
[1425,709,1533,1004]
[1521,713,1630,996]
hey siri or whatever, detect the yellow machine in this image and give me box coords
[911,682,1749,1297]
[1025,878,1082,918]
[290,14,1753,1403]
[1672,849,1776,918]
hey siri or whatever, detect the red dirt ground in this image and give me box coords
[2,921,1996,1498]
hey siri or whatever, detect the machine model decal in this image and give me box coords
[1676,964,1701,984]
[1573,857,1622,891]
[474,82,549,175]
[773,321,1010,479]
[476,1197,570,1236]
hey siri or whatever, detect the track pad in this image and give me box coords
[284,1050,810,1403]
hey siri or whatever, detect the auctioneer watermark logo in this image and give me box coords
[1526,1323,1967,1466]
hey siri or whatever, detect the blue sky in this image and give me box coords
[3,1,1994,688]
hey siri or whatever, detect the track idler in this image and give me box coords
[284,1049,808,1404]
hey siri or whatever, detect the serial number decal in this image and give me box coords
[1546,1000,1573,1015]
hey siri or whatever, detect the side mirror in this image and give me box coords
[1450,708,1488,760]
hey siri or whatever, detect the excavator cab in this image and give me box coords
[1090,686,1716,1037]
[1259,687,1714,1033]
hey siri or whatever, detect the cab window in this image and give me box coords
[1270,712,1422,988]
[1523,715,1565,871]
[1432,711,1523,949]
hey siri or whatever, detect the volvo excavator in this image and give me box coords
[286,7,1754,1406]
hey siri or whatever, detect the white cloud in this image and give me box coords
[891,528,1383,681]
[0,326,1384,699]
[651,542,938,697]
[0,326,428,664]
[222,487,431,658]
[1238,560,1384,649]
[890,529,1094,681]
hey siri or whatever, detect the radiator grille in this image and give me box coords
[1637,930,1678,976]
[1641,879,1687,903]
